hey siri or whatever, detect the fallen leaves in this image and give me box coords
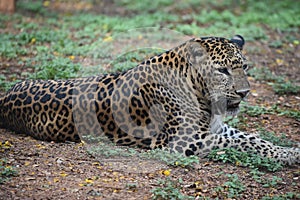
[0,141,12,152]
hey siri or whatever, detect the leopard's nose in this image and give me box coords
[236,89,250,98]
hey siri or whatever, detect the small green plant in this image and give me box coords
[262,192,300,200]
[28,57,81,80]
[0,159,18,184]
[269,40,283,48]
[250,168,265,183]
[262,176,282,188]
[240,102,300,121]
[151,178,193,200]
[240,103,273,117]
[208,148,283,172]
[258,128,295,147]
[224,174,245,198]
[142,148,199,168]
[251,169,284,188]
[17,0,46,14]
[86,140,138,158]
[270,81,300,95]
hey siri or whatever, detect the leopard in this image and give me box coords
[0,35,299,165]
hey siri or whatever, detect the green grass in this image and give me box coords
[142,148,199,168]
[208,148,283,172]
[0,0,298,89]
[258,128,296,148]
[224,174,245,198]
[151,178,193,200]
[28,56,81,80]
[262,192,300,200]
[239,102,300,121]
[86,137,199,168]
[213,173,245,199]
[0,142,18,184]
[248,67,300,95]
[0,159,18,184]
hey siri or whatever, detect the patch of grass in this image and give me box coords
[118,0,174,13]
[85,136,139,158]
[214,173,245,199]
[224,174,245,198]
[0,159,18,184]
[0,75,20,92]
[250,168,266,183]
[84,136,198,168]
[269,82,300,95]
[208,148,283,172]
[262,176,282,188]
[28,56,81,80]
[87,143,138,158]
[0,34,28,59]
[248,67,300,95]
[142,148,199,168]
[258,128,296,147]
[151,178,193,200]
[240,102,300,121]
[250,169,283,189]
[88,143,199,168]
[111,48,165,72]
[262,192,300,200]
[240,103,273,117]
[17,0,45,14]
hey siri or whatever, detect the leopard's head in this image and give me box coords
[188,35,250,116]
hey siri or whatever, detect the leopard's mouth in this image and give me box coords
[226,100,241,116]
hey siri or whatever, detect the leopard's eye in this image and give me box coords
[218,68,230,75]
[242,64,248,71]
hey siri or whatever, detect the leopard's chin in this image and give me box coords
[226,107,240,116]
[226,100,241,116]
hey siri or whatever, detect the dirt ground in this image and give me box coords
[1,4,300,200]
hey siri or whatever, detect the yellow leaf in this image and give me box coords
[103,36,113,42]
[275,59,284,65]
[43,1,50,7]
[79,183,85,187]
[30,38,36,44]
[112,172,118,176]
[102,24,108,30]
[293,40,299,45]
[36,144,45,149]
[162,169,171,176]
[60,172,68,177]
[54,178,59,183]
[92,162,100,166]
[4,141,12,147]
[24,161,31,166]
[85,178,94,184]
[68,55,75,60]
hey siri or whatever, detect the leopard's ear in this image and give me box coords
[230,35,245,50]
[186,41,207,66]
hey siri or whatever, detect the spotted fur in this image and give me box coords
[0,35,299,165]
